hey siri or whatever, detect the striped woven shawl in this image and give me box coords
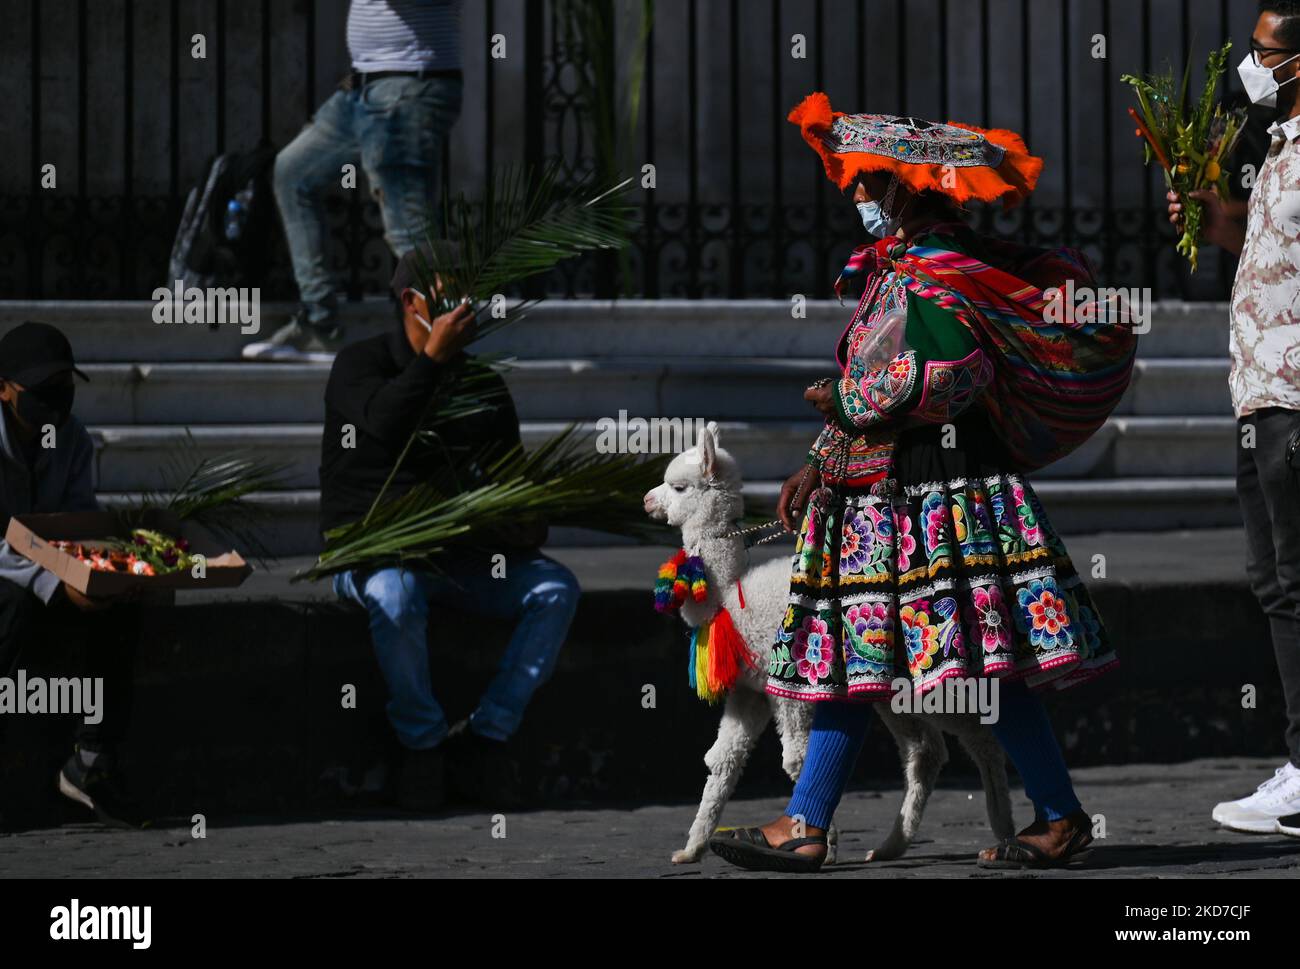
[892,237,1137,472]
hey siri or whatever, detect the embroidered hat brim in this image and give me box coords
[788,92,1044,208]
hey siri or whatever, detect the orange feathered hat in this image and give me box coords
[788,92,1043,209]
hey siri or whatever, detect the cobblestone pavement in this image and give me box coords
[2,757,1299,878]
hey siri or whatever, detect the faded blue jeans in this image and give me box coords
[274,74,463,328]
[333,553,580,750]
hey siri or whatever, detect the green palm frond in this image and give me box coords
[417,353,513,429]
[127,430,292,562]
[412,161,637,340]
[298,426,669,581]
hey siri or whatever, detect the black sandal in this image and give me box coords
[708,827,828,873]
[977,822,1094,870]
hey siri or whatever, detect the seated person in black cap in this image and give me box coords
[0,321,146,829]
[320,244,580,810]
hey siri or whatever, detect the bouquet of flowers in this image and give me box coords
[51,529,193,577]
[1122,41,1248,271]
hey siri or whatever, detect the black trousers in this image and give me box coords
[1237,407,1300,768]
[0,578,140,753]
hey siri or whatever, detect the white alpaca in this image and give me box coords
[644,422,1016,864]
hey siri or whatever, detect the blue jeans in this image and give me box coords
[274,75,463,327]
[333,553,580,750]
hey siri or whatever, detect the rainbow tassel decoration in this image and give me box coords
[654,549,708,613]
[655,551,750,702]
[686,606,754,704]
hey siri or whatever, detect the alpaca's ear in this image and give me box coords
[698,425,718,480]
[705,420,721,448]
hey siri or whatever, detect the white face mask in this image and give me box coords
[1238,50,1300,108]
[407,289,434,332]
[409,289,473,332]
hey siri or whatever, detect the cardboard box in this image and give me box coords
[5,511,253,596]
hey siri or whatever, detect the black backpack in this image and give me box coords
[167,144,279,292]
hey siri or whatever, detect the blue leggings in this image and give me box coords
[785,681,1082,829]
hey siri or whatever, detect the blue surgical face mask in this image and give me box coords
[855,176,904,238]
[857,200,893,238]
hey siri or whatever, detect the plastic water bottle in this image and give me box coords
[224,198,245,241]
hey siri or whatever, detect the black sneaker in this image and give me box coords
[241,314,345,362]
[442,719,526,809]
[1278,812,1300,838]
[57,748,151,829]
[395,745,446,813]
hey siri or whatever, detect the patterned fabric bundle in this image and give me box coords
[892,238,1137,472]
[654,549,707,612]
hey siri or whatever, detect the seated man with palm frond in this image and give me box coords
[319,243,580,811]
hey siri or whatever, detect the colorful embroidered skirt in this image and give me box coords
[766,414,1117,702]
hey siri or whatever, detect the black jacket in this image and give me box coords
[318,327,523,539]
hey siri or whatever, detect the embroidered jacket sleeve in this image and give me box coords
[831,287,993,433]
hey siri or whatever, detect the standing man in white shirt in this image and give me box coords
[1170,1,1300,838]
[245,0,463,362]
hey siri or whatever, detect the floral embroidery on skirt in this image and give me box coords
[766,474,1116,702]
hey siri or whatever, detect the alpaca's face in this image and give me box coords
[643,428,743,529]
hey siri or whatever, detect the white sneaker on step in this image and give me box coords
[1212,762,1300,833]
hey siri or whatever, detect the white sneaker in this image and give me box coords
[241,318,344,363]
[1212,762,1300,833]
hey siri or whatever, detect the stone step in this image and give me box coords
[1,298,1231,361]
[86,415,1243,492]
[74,356,1233,425]
[98,477,1242,557]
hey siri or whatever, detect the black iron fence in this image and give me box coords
[0,0,1266,302]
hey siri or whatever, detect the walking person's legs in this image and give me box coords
[710,700,872,871]
[976,679,1093,867]
[1242,410,1300,767]
[356,75,463,259]
[988,680,1082,821]
[244,89,359,361]
[1215,409,1300,833]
